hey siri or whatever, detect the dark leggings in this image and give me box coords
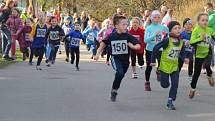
[130,51,144,66]
[178,58,194,76]
[145,50,161,82]
[191,58,213,89]
[65,41,70,58]
[70,48,80,67]
[111,57,129,90]
[29,47,44,66]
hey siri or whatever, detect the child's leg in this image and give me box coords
[137,53,144,66]
[17,37,24,53]
[37,47,45,66]
[145,50,152,82]
[188,59,194,76]
[11,36,16,57]
[92,44,97,56]
[70,48,75,64]
[107,53,110,62]
[75,48,80,67]
[131,51,137,74]
[29,48,34,63]
[160,71,170,89]
[170,71,179,101]
[65,41,70,59]
[178,58,184,72]
[111,58,129,90]
[191,58,204,89]
[53,46,59,61]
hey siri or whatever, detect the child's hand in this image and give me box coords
[200,33,206,41]
[150,63,156,66]
[128,42,134,48]
[184,58,189,64]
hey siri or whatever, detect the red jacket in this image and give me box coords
[129,27,146,54]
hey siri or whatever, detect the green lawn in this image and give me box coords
[0,51,23,69]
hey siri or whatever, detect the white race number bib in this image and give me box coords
[168,47,180,60]
[50,31,60,40]
[36,29,46,38]
[70,38,80,47]
[111,40,128,55]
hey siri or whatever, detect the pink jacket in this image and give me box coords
[6,15,23,35]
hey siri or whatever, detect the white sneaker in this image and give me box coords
[132,73,138,79]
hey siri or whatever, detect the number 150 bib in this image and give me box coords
[111,40,128,55]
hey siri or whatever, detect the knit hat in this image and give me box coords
[183,18,192,27]
[150,10,161,21]
[168,21,180,32]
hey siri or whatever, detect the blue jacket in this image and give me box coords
[82,28,99,45]
[144,23,169,51]
[62,24,75,35]
[180,30,194,60]
[65,30,83,48]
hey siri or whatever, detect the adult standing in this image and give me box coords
[0,0,15,60]
[80,11,89,32]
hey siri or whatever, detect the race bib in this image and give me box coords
[167,47,181,60]
[156,34,162,43]
[25,33,31,41]
[111,40,128,55]
[70,37,80,47]
[185,46,193,52]
[197,41,210,47]
[50,31,60,40]
[36,29,46,37]
[87,33,94,41]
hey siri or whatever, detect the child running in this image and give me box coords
[95,15,141,102]
[64,22,83,71]
[151,21,189,110]
[128,17,145,79]
[189,13,215,99]
[82,19,99,59]
[144,10,169,91]
[6,8,24,60]
[98,19,113,65]
[62,16,75,62]
[178,18,194,82]
[45,16,65,66]
[29,13,48,70]
[22,18,33,61]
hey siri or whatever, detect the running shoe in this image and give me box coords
[166,99,176,110]
[110,91,118,102]
[207,76,215,87]
[189,89,196,99]
[145,82,151,91]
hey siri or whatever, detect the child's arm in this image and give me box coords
[30,24,37,41]
[16,19,24,37]
[94,42,106,61]
[150,38,169,66]
[190,29,205,45]
[144,28,157,43]
[128,42,140,50]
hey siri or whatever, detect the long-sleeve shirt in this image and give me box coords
[82,27,99,45]
[64,30,84,48]
[144,23,169,51]
[190,25,215,58]
[151,37,187,63]
[45,25,65,45]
